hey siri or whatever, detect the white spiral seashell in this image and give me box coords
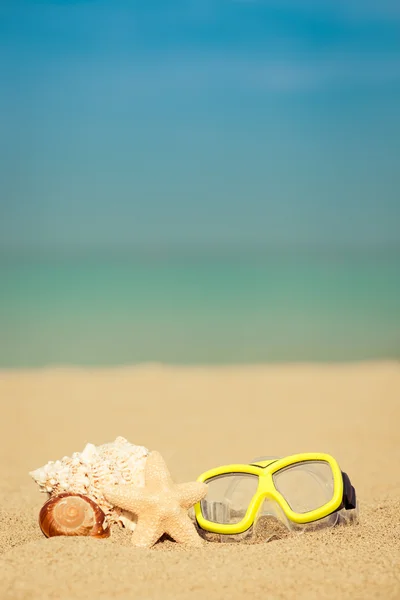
[30,437,149,531]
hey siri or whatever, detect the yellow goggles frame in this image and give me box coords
[194,452,344,535]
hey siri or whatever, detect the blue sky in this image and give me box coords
[1,0,399,253]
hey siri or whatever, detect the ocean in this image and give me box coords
[0,251,399,367]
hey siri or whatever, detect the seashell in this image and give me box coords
[39,493,110,538]
[30,437,149,532]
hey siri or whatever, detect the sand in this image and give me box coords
[0,362,399,599]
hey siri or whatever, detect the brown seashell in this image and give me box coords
[39,493,110,539]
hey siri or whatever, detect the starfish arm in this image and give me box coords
[131,515,164,548]
[165,510,204,547]
[103,484,148,514]
[175,481,208,510]
[144,451,174,488]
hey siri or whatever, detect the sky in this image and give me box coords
[1,0,399,255]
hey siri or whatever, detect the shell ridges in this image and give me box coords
[30,437,149,531]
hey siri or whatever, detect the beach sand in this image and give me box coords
[0,362,399,599]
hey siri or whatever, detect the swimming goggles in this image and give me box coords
[194,453,357,541]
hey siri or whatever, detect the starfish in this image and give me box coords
[103,450,208,548]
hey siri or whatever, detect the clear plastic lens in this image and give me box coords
[272,460,335,514]
[201,473,259,524]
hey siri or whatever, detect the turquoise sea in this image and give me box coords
[0,251,399,367]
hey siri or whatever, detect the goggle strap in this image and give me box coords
[341,471,357,510]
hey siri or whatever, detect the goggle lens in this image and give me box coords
[201,460,337,526]
[201,473,259,525]
[272,460,335,513]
